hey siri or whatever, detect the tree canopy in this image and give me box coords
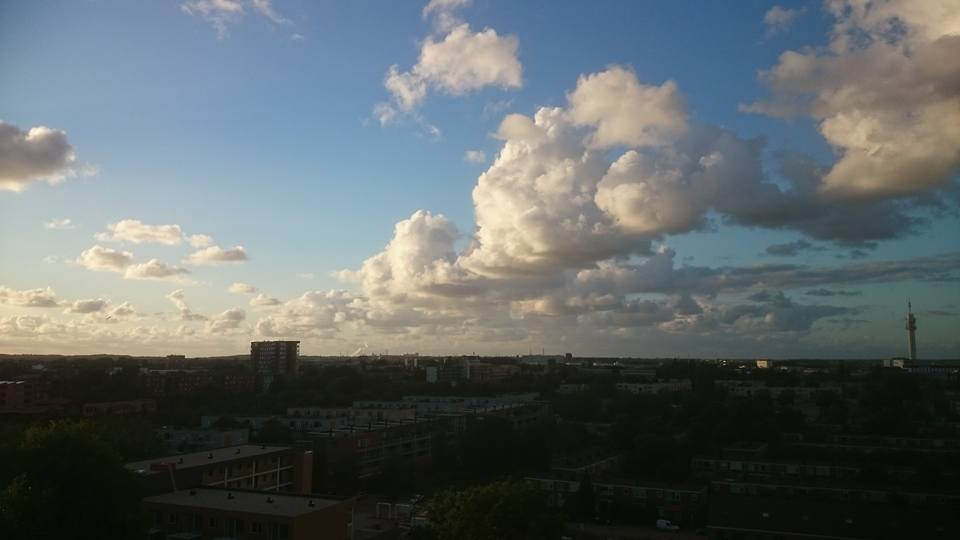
[0,420,143,540]
[426,479,562,540]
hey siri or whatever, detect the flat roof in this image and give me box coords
[125,445,290,475]
[143,488,342,517]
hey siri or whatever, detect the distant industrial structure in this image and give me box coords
[251,340,300,391]
[906,302,918,361]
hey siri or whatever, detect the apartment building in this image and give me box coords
[158,427,250,454]
[126,445,313,496]
[616,380,692,395]
[143,369,256,397]
[715,380,841,400]
[251,341,300,390]
[0,375,51,413]
[201,414,351,436]
[693,456,867,483]
[529,475,707,526]
[143,488,353,540]
[306,418,437,490]
[464,360,521,383]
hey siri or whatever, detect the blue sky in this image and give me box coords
[1,0,958,358]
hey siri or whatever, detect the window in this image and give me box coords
[209,516,220,528]
[251,522,263,533]
[168,513,177,524]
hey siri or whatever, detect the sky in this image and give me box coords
[1,0,958,358]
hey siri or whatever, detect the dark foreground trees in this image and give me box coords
[0,420,143,540]
[421,478,562,540]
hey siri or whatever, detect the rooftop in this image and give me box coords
[125,444,290,475]
[143,488,343,517]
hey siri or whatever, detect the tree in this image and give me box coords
[256,419,293,444]
[0,420,143,540]
[427,479,563,540]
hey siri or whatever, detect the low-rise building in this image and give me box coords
[529,475,707,526]
[306,418,438,490]
[424,358,465,384]
[693,456,867,483]
[464,360,520,383]
[126,445,313,496]
[201,415,350,436]
[143,488,353,540]
[715,380,841,401]
[158,427,250,454]
[616,380,691,395]
[0,375,51,413]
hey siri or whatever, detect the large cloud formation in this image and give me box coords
[283,57,958,351]
[0,121,92,192]
[744,0,960,200]
[6,2,956,357]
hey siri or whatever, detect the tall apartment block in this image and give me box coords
[251,341,300,391]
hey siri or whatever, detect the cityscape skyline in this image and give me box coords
[2,0,959,358]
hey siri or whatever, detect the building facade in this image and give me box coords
[126,445,313,496]
[251,341,300,390]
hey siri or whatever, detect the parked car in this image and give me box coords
[656,518,680,532]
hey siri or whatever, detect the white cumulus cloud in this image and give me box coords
[0,286,60,308]
[376,1,521,128]
[44,218,74,230]
[96,219,185,245]
[228,282,259,294]
[0,121,92,192]
[124,260,191,281]
[63,298,109,314]
[567,65,687,148]
[250,293,282,307]
[744,0,960,200]
[76,245,135,272]
[184,245,249,265]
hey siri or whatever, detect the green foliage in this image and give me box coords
[427,479,563,540]
[256,418,293,444]
[89,415,165,461]
[0,420,143,540]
